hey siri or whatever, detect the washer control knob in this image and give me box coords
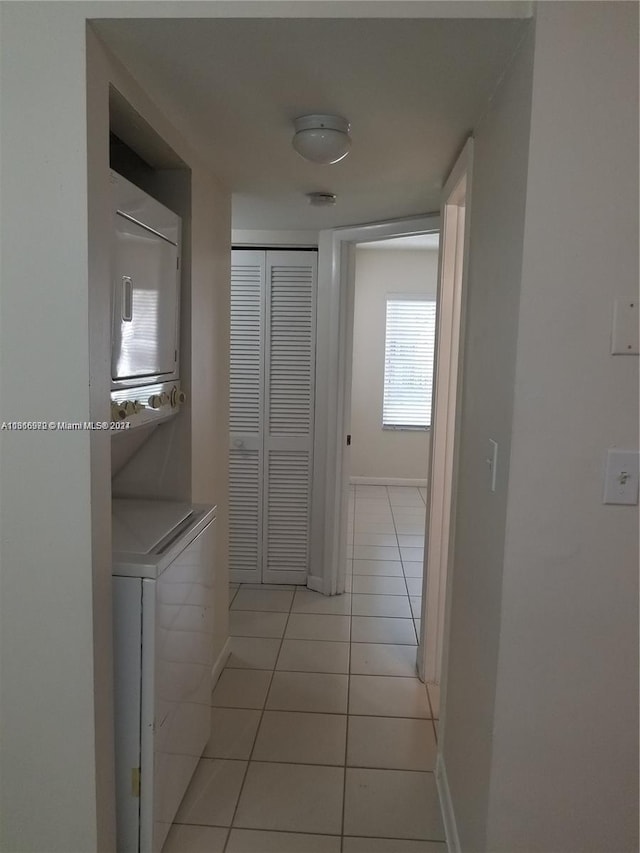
[123,400,137,416]
[170,386,187,407]
[148,394,163,409]
[111,402,127,421]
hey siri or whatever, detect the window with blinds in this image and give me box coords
[383,297,437,429]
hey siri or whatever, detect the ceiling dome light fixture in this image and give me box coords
[292,114,351,165]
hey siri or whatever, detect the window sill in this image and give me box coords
[382,425,430,432]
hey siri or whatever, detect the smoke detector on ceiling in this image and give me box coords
[306,192,337,207]
[292,114,351,165]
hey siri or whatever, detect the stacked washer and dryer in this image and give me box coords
[109,172,216,853]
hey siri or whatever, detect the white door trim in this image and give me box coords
[418,138,474,684]
[309,214,440,595]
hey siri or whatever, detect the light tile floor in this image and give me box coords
[165,486,444,853]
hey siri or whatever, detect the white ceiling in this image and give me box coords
[94,16,528,230]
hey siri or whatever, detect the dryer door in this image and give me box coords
[112,214,179,384]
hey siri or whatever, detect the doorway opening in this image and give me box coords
[345,235,440,641]
[309,215,439,596]
[317,140,472,691]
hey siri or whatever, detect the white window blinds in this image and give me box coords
[383,297,437,429]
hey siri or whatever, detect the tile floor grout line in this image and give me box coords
[229,631,418,646]
[212,705,431,720]
[224,662,420,677]
[341,486,359,852]
[242,758,436,774]
[391,488,425,646]
[387,487,417,640]
[221,584,296,852]
[426,683,440,745]
[389,487,427,728]
[230,634,350,643]
[238,707,433,722]
[391,484,424,721]
[173,818,444,844]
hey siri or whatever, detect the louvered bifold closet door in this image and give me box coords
[262,251,317,585]
[229,250,264,584]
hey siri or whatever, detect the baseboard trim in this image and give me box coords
[306,575,324,593]
[229,569,259,585]
[436,753,461,853]
[350,476,428,487]
[211,637,231,689]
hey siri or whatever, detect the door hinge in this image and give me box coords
[174,349,178,362]
[346,434,352,446]
[131,767,141,798]
[176,256,180,270]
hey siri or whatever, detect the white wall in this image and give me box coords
[439,21,535,851]
[0,8,231,851]
[0,6,104,851]
[189,170,231,666]
[232,229,319,246]
[350,248,438,481]
[487,4,639,851]
[442,4,639,852]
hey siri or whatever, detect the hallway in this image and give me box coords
[165,486,445,853]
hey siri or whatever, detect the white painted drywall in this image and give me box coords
[189,170,231,665]
[0,7,103,852]
[442,5,639,852]
[232,229,319,246]
[350,248,438,481]
[486,4,639,851]
[0,9,231,850]
[438,21,536,852]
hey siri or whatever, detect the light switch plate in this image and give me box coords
[611,299,639,355]
[603,449,639,505]
[487,439,498,493]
